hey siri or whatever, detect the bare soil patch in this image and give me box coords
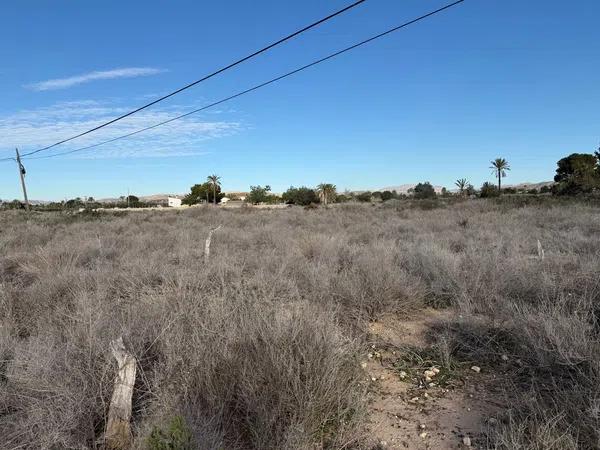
[363,310,505,449]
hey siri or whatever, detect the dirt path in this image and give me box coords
[363,310,503,449]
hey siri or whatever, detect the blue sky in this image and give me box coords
[0,0,599,200]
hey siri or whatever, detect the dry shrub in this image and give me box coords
[1,199,599,448]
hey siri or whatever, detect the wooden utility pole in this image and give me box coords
[15,148,30,211]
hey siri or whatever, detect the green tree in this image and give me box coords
[247,185,273,204]
[380,190,395,201]
[455,178,469,197]
[553,153,600,195]
[356,192,372,202]
[282,186,319,206]
[182,182,223,205]
[413,182,436,199]
[480,181,499,198]
[207,174,221,205]
[316,183,337,205]
[65,197,85,208]
[490,158,510,192]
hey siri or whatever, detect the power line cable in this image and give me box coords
[14,0,367,159]
[18,0,465,162]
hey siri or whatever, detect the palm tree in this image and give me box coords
[207,174,221,205]
[317,183,337,205]
[490,158,510,192]
[455,178,469,197]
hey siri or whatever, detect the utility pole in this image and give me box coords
[15,148,30,211]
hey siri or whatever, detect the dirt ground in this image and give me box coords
[363,310,505,450]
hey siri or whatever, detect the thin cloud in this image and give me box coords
[0,100,243,159]
[25,67,165,91]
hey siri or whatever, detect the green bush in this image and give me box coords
[480,182,500,198]
[147,416,194,450]
[282,186,319,206]
[412,182,436,199]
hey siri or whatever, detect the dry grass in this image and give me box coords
[0,198,599,448]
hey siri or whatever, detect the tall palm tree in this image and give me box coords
[490,158,510,192]
[207,174,221,205]
[317,183,337,205]
[455,178,469,197]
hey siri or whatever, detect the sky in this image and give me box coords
[0,0,599,200]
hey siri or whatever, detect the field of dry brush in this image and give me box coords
[1,198,599,449]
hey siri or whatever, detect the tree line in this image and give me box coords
[2,147,599,210]
[178,146,600,206]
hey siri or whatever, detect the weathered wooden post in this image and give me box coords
[105,337,136,449]
[204,225,222,263]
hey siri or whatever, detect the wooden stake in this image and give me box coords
[537,239,545,261]
[15,148,29,211]
[204,225,222,263]
[105,337,136,450]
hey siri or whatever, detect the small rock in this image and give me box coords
[380,375,386,380]
[471,366,481,373]
[360,362,367,369]
[398,371,407,379]
[367,353,374,359]
[501,354,509,361]
[424,392,429,398]
[419,424,426,430]
[488,417,498,426]
[462,436,471,446]
[432,367,440,374]
[371,377,377,382]
[410,396,419,402]
[424,370,436,378]
[419,432,428,439]
[424,376,432,383]
[380,441,387,447]
[428,382,436,388]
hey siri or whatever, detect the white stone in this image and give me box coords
[462,436,471,446]
[471,366,481,373]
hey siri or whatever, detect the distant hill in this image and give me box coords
[505,181,554,190]
[379,181,554,194]
[379,184,445,194]
[96,194,185,203]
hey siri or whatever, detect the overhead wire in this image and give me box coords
[18,0,466,162]
[15,0,368,159]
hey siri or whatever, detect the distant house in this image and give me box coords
[167,197,182,207]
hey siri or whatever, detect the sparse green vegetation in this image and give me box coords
[412,182,436,199]
[282,186,319,205]
[147,416,194,450]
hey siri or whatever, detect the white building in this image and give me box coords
[167,197,182,207]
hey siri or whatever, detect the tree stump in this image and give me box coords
[105,337,136,450]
